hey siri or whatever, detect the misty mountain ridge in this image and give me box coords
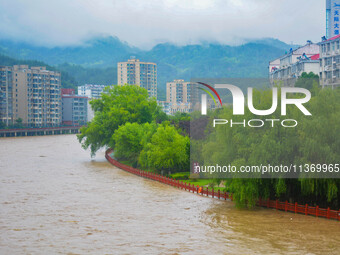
[0,36,139,68]
[0,35,298,67]
[0,35,299,99]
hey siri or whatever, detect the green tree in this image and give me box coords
[139,124,190,173]
[193,85,340,208]
[295,72,319,90]
[15,118,23,128]
[78,85,160,156]
[113,122,158,165]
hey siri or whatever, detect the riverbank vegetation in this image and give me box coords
[78,85,189,172]
[78,82,340,210]
[193,82,340,209]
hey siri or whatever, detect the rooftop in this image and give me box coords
[326,34,340,42]
[310,54,320,60]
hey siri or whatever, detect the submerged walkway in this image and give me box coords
[105,149,340,221]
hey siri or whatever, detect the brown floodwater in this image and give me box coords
[0,135,339,254]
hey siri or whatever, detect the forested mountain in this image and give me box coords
[0,36,139,68]
[0,54,78,90]
[0,36,298,99]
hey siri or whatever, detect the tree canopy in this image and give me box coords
[139,124,190,172]
[78,85,190,173]
[78,85,161,156]
[192,86,340,208]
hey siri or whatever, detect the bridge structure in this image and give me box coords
[0,126,84,137]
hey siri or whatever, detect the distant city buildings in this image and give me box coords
[166,79,192,114]
[166,79,191,104]
[2,0,338,128]
[117,58,157,98]
[77,84,106,99]
[158,79,193,115]
[77,84,108,121]
[0,65,61,127]
[319,35,340,88]
[269,41,320,86]
[269,1,340,88]
[62,89,88,126]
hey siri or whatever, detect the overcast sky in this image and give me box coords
[0,0,325,49]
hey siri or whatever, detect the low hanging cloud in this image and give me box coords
[0,0,325,48]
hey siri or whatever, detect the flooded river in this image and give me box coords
[0,135,339,254]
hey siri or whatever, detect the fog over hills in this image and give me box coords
[0,36,298,99]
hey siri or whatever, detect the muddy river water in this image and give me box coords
[0,135,339,254]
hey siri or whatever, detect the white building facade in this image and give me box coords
[161,79,193,115]
[77,84,107,99]
[269,42,320,86]
[77,84,108,122]
[320,35,340,88]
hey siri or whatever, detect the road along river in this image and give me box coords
[0,135,339,254]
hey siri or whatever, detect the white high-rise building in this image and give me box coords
[163,79,193,115]
[117,58,157,98]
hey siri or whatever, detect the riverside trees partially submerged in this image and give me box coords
[78,83,340,210]
[77,85,189,172]
[192,83,340,209]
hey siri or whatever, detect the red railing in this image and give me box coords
[257,198,340,220]
[105,149,340,221]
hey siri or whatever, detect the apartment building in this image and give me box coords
[0,65,62,127]
[62,89,88,126]
[269,42,320,86]
[0,66,13,125]
[163,79,192,114]
[166,79,191,104]
[117,58,157,98]
[319,34,340,88]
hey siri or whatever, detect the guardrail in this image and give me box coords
[0,125,84,137]
[105,149,340,221]
[0,126,84,132]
